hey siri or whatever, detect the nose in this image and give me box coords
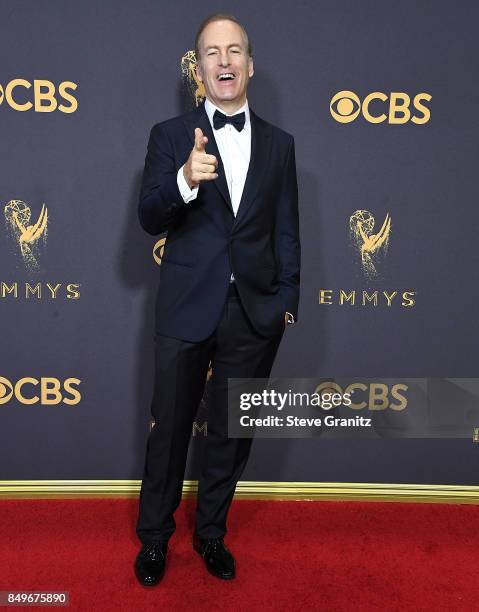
[218,51,230,66]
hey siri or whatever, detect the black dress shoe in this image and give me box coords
[134,541,168,586]
[193,533,235,580]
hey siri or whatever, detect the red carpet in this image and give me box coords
[0,497,478,611]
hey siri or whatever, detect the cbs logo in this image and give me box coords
[0,376,81,405]
[330,90,431,124]
[0,79,78,113]
[315,382,408,410]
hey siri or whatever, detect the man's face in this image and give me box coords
[196,20,254,111]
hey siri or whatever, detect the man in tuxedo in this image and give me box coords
[135,13,300,585]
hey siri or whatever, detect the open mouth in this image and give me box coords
[217,73,236,82]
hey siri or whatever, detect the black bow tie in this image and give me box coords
[213,109,246,132]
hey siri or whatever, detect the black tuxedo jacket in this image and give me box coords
[138,99,300,342]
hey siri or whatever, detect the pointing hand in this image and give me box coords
[183,127,218,189]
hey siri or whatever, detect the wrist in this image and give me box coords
[183,165,198,190]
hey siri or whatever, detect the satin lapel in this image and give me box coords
[233,109,272,228]
[183,101,233,215]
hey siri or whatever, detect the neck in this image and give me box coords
[208,96,246,115]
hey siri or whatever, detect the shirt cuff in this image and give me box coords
[177,165,199,203]
[285,311,295,325]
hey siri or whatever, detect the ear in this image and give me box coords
[248,57,254,78]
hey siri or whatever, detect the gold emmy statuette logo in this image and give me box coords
[473,428,479,443]
[349,210,391,279]
[181,50,205,106]
[4,200,48,270]
[153,236,166,265]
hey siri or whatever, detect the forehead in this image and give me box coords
[201,19,246,48]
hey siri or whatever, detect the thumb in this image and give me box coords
[194,127,207,151]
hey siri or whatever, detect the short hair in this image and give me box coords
[195,13,252,62]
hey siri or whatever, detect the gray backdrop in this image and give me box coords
[1,0,478,485]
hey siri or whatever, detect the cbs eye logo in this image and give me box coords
[330,90,431,124]
[315,381,408,410]
[0,376,81,405]
[0,79,78,113]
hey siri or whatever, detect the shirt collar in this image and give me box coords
[204,97,250,133]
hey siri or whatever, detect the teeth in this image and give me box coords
[218,73,235,80]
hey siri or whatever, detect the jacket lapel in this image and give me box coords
[233,108,271,228]
[182,101,272,225]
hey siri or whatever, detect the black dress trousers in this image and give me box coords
[136,282,284,544]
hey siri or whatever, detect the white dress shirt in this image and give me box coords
[175,97,294,324]
[177,97,251,213]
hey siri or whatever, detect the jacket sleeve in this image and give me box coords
[275,136,301,322]
[138,122,190,235]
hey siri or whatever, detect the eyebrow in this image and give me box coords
[205,44,242,51]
